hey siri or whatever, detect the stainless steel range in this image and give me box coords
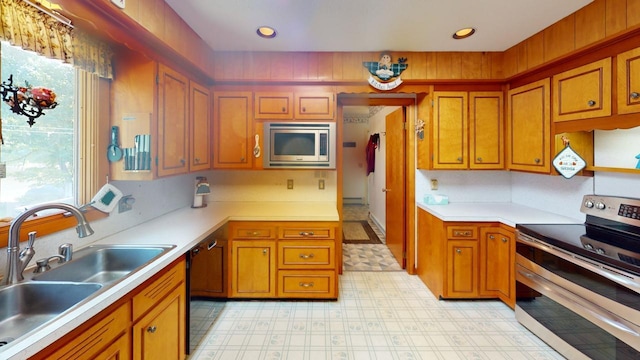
[516,195,640,359]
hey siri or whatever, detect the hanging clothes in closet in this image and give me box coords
[366,133,380,175]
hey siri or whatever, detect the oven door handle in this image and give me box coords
[517,266,640,344]
[517,231,640,294]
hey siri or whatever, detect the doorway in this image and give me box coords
[341,106,404,271]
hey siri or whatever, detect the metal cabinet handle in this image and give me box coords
[299,253,315,259]
[587,100,596,107]
[631,92,640,100]
[147,326,157,333]
[194,158,200,163]
[457,157,463,162]
[180,158,186,164]
[534,158,541,164]
[456,249,462,254]
[453,230,472,237]
[302,107,306,113]
[299,282,314,288]
[207,240,218,250]
[382,188,391,192]
[281,107,286,112]
[489,235,495,239]
[477,157,483,162]
[299,231,315,236]
[262,248,268,255]
[501,237,508,243]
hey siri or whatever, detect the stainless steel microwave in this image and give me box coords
[263,122,336,169]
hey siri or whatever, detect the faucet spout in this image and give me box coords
[3,203,94,285]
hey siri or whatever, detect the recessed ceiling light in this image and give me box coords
[257,26,277,39]
[453,27,476,39]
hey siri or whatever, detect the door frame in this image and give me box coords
[336,93,418,275]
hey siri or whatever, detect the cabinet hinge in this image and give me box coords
[403,122,407,130]
[155,157,158,166]
[431,100,434,107]
[402,251,407,259]
[156,75,159,84]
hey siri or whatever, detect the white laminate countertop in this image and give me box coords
[2,201,339,360]
[417,202,583,227]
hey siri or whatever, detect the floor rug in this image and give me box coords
[343,220,382,244]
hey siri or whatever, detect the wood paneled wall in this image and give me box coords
[211,0,640,83]
[502,0,640,79]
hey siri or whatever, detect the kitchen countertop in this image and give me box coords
[417,202,583,227]
[2,201,339,360]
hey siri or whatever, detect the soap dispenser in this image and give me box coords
[192,176,211,208]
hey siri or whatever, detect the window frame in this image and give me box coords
[0,68,109,248]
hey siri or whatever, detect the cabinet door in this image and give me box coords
[432,92,468,169]
[190,239,228,298]
[189,81,212,171]
[294,93,334,119]
[255,92,294,119]
[446,240,478,298]
[469,92,504,169]
[133,284,186,360]
[231,240,276,297]
[617,47,640,115]
[553,58,612,122]
[480,227,512,302]
[157,64,189,177]
[213,92,254,169]
[507,78,551,173]
[94,334,131,360]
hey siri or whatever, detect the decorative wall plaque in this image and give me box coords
[363,52,407,91]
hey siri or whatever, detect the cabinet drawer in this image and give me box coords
[46,302,130,360]
[447,226,478,239]
[279,226,334,239]
[233,225,276,239]
[278,240,335,269]
[132,258,185,321]
[278,270,336,298]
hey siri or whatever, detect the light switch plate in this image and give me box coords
[111,0,125,9]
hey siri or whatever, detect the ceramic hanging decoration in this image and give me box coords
[553,136,587,179]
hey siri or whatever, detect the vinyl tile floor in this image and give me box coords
[186,205,562,359]
[187,271,562,360]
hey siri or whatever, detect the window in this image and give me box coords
[0,41,76,218]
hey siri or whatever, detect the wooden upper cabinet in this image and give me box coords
[254,92,294,119]
[507,78,551,173]
[432,92,468,169]
[213,92,254,169]
[294,93,335,120]
[189,82,212,172]
[157,64,189,177]
[617,47,640,115]
[552,58,612,122]
[431,91,503,170]
[469,92,504,169]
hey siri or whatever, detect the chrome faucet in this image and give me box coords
[3,203,94,285]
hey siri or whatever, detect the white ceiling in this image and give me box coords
[164,0,592,52]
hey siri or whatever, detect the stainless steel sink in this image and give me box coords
[0,282,102,347]
[33,245,173,285]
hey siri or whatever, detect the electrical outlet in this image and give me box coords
[430,179,438,190]
[287,179,294,189]
[318,179,325,190]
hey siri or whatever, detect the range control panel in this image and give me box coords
[581,195,640,226]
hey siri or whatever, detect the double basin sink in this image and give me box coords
[0,244,174,349]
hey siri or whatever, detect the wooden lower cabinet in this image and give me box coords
[446,240,478,298]
[133,285,186,360]
[228,221,339,299]
[231,239,277,297]
[480,226,515,307]
[35,258,186,360]
[417,208,516,307]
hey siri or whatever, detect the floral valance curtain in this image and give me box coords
[0,0,113,79]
